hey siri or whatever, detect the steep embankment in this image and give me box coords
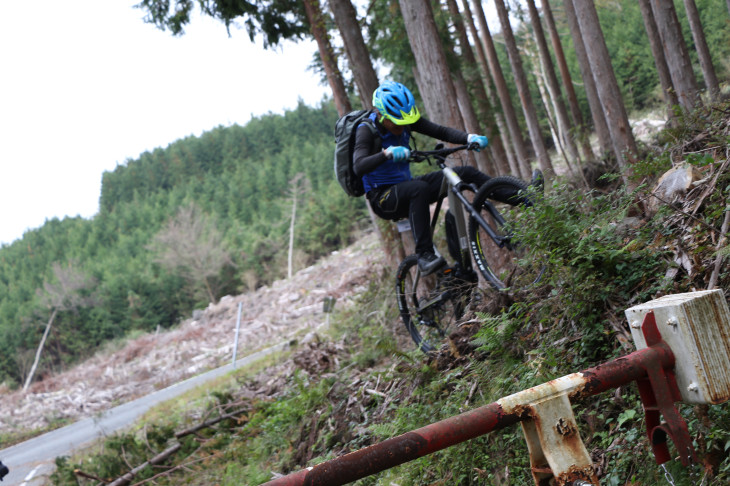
[0,231,385,436]
[40,103,730,485]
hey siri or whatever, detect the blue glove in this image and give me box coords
[467,134,489,152]
[384,145,411,162]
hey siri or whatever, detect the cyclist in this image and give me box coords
[353,80,509,276]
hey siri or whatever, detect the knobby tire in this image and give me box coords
[468,176,544,291]
[395,255,473,353]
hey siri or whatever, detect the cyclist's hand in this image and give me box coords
[467,134,489,152]
[384,146,411,162]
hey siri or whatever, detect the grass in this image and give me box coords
[50,99,730,485]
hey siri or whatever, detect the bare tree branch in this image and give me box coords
[24,262,96,392]
[148,203,233,304]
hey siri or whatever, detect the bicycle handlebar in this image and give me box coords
[409,143,478,164]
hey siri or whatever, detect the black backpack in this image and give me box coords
[334,110,379,197]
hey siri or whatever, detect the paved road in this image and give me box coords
[0,343,286,485]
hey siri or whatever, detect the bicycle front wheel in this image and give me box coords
[468,176,544,291]
[395,255,471,354]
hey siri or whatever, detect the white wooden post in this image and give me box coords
[232,302,242,367]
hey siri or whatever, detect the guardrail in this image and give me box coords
[263,289,730,486]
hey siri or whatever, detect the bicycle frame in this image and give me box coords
[423,146,512,273]
[399,146,541,350]
[432,163,475,270]
[403,146,483,330]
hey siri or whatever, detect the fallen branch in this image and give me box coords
[691,156,730,216]
[365,388,386,398]
[708,149,730,290]
[464,380,478,408]
[129,448,208,486]
[708,207,730,290]
[648,191,721,236]
[175,408,249,439]
[74,468,109,483]
[107,443,181,486]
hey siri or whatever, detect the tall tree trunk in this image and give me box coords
[446,0,507,175]
[637,0,681,117]
[399,0,469,253]
[23,307,58,392]
[530,53,560,151]
[682,0,720,101]
[563,0,612,157]
[436,1,488,171]
[411,62,476,173]
[570,0,637,182]
[649,0,701,110]
[528,47,584,185]
[329,0,379,109]
[327,0,405,266]
[472,0,531,179]
[453,75,491,172]
[493,0,553,176]
[541,0,595,161]
[525,0,579,165]
[368,203,406,265]
[398,0,466,148]
[461,0,515,175]
[302,0,351,116]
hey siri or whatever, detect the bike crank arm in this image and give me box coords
[416,292,449,314]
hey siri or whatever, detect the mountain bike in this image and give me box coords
[395,144,544,353]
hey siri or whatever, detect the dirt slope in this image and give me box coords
[0,231,386,435]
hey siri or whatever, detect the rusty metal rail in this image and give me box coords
[264,290,730,486]
[264,332,676,486]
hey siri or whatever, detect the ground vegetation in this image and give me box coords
[48,98,730,486]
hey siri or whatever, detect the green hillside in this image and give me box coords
[50,100,730,485]
[2,0,729,393]
[0,101,369,387]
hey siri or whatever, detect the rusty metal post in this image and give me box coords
[520,394,596,485]
[263,344,672,486]
[626,289,730,405]
[265,402,522,486]
[634,310,696,466]
[263,291,730,486]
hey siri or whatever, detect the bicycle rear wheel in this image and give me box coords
[468,176,545,291]
[395,255,474,353]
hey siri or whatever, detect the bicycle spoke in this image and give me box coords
[469,177,545,291]
[396,256,475,353]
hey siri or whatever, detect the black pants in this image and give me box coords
[368,166,490,256]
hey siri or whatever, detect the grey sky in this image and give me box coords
[0,1,328,245]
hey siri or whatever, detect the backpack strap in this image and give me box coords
[359,117,381,153]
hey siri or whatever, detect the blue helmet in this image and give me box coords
[372,81,421,125]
